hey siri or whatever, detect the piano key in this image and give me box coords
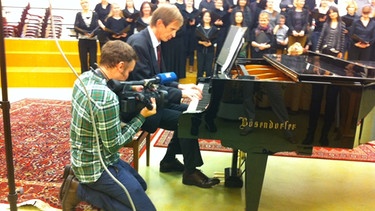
[186,82,210,112]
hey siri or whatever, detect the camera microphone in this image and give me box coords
[107,72,177,93]
[143,72,177,86]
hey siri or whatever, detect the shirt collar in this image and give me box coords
[147,26,160,48]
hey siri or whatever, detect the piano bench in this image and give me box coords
[124,130,151,172]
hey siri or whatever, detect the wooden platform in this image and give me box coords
[4,38,84,87]
[3,38,198,87]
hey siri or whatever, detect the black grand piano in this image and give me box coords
[178,26,375,211]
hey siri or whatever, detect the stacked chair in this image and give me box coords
[42,8,64,39]
[20,8,46,38]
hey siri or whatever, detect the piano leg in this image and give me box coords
[224,149,243,188]
[245,153,269,211]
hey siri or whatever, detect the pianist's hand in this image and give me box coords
[179,84,203,101]
[178,83,202,92]
[181,89,203,101]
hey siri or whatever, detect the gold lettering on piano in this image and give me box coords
[239,117,297,131]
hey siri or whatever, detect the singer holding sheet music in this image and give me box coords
[74,0,99,73]
[285,0,309,47]
[123,0,140,39]
[251,11,276,58]
[341,1,359,57]
[348,5,375,61]
[196,11,219,77]
[94,0,111,50]
[99,3,130,42]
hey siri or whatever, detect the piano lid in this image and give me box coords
[263,51,375,84]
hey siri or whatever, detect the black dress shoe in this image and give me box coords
[160,158,184,173]
[182,169,220,188]
[61,175,81,211]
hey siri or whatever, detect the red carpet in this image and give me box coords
[154,130,375,162]
[154,129,232,152]
[0,99,135,210]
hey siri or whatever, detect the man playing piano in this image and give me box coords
[127,5,220,188]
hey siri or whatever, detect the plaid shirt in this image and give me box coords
[70,71,145,183]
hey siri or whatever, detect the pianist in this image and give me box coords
[127,5,220,188]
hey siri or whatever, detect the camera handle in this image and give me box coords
[141,97,153,110]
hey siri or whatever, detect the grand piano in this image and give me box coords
[178,26,375,211]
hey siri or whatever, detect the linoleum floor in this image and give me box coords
[1,88,375,211]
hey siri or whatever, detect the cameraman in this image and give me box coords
[127,5,220,188]
[60,40,157,210]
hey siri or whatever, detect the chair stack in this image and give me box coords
[21,9,46,38]
[3,23,17,37]
[43,8,64,39]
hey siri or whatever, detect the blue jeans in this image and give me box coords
[77,159,156,211]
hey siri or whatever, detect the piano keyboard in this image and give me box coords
[186,82,210,112]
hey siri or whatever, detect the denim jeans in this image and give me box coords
[77,159,156,211]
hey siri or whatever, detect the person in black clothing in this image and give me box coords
[286,0,310,47]
[99,3,130,42]
[123,0,140,39]
[211,0,231,57]
[135,1,154,32]
[309,0,329,51]
[232,10,250,58]
[74,0,99,73]
[160,1,188,80]
[196,11,219,78]
[316,6,345,58]
[175,0,186,11]
[250,11,275,58]
[127,5,220,188]
[181,0,200,73]
[249,0,267,30]
[232,0,254,31]
[279,0,294,16]
[199,0,216,13]
[94,0,111,50]
[348,5,375,61]
[341,1,359,57]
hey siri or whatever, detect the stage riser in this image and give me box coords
[4,38,197,87]
[4,38,94,87]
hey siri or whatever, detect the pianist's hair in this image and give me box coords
[150,4,183,27]
[100,40,138,69]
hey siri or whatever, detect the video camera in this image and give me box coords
[107,72,177,122]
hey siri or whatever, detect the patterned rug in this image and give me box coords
[0,99,136,210]
[153,129,232,153]
[154,130,375,162]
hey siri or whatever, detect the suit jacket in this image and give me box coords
[127,28,182,104]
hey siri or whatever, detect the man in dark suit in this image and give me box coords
[127,5,220,188]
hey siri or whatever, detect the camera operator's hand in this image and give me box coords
[131,85,144,92]
[140,98,157,118]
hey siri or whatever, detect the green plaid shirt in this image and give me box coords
[70,71,145,183]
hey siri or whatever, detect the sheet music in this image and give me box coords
[221,27,246,74]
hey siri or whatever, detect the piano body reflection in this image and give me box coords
[177,26,375,211]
